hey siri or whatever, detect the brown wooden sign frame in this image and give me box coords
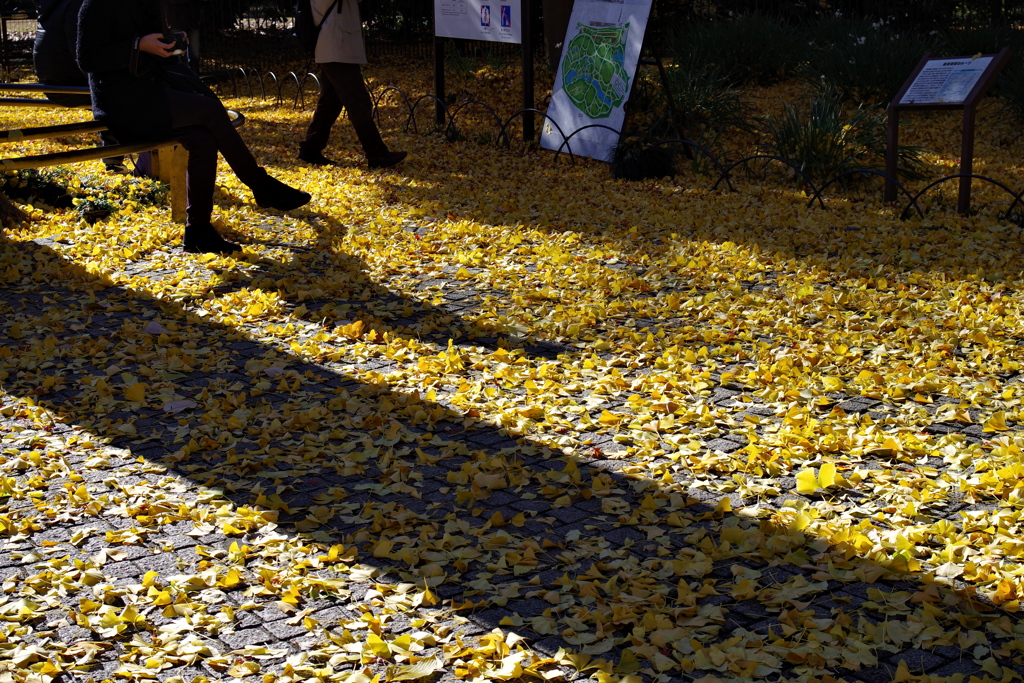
[885,48,1011,214]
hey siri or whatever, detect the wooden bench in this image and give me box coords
[0,83,245,223]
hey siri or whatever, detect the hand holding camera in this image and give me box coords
[140,31,188,57]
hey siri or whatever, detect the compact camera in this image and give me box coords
[162,31,187,56]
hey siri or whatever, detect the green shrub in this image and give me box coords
[667,14,805,86]
[758,87,928,186]
[663,63,757,171]
[802,17,929,103]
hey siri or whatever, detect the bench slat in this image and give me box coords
[0,140,181,171]
[0,84,90,95]
[0,120,108,143]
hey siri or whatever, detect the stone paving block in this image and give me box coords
[926,659,986,677]
[220,627,276,650]
[602,526,644,545]
[885,648,948,672]
[850,663,898,682]
[549,506,590,524]
[531,635,570,656]
[100,559,146,579]
[263,618,309,641]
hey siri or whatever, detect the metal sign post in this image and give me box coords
[885,48,1011,214]
[432,0,535,141]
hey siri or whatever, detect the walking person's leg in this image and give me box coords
[298,69,344,165]
[303,62,406,169]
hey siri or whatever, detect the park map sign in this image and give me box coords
[541,0,652,161]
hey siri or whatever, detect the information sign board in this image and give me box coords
[886,49,1011,214]
[899,56,994,105]
[540,0,653,162]
[434,0,522,44]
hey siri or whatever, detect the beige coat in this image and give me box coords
[313,0,366,64]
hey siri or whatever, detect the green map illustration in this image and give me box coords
[561,23,631,119]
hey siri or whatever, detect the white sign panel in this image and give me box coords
[899,56,993,105]
[541,0,653,162]
[434,0,522,44]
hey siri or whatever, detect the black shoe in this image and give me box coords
[367,150,407,169]
[298,150,337,166]
[183,227,242,255]
[252,176,311,211]
[104,161,130,174]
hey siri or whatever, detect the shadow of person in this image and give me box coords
[1,230,1021,681]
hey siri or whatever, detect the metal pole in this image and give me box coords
[434,35,446,127]
[522,0,534,141]
[958,106,977,214]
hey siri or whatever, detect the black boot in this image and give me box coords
[183,224,242,254]
[251,176,311,211]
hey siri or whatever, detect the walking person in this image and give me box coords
[77,0,311,255]
[297,0,406,169]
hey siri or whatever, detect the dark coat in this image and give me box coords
[33,0,90,105]
[76,0,175,143]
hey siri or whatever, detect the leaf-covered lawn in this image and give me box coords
[3,61,1024,682]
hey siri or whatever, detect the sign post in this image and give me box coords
[885,48,1011,214]
[433,0,534,141]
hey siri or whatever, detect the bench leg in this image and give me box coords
[151,144,189,224]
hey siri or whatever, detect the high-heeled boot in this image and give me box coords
[250,176,311,211]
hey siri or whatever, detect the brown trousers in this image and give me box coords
[300,62,389,161]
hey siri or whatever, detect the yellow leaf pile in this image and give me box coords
[3,58,1024,682]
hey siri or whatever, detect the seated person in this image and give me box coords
[77,0,311,254]
[33,0,128,173]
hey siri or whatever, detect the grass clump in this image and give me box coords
[758,87,928,186]
[663,63,757,167]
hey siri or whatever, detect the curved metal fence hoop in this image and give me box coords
[293,72,319,110]
[900,174,1021,220]
[1007,187,1024,218]
[372,86,415,132]
[409,94,451,135]
[498,109,566,156]
[653,139,732,192]
[551,123,625,166]
[264,71,280,105]
[447,100,503,141]
[248,68,265,100]
[809,169,924,218]
[713,155,824,209]
[238,67,253,99]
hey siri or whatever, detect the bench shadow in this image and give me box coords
[1,231,1021,681]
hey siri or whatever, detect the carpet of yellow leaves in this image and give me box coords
[3,59,1024,682]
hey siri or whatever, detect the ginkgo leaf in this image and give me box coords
[818,462,837,489]
[124,382,147,402]
[387,657,441,681]
[795,469,819,495]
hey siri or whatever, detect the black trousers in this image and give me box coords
[300,62,388,161]
[165,87,266,227]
